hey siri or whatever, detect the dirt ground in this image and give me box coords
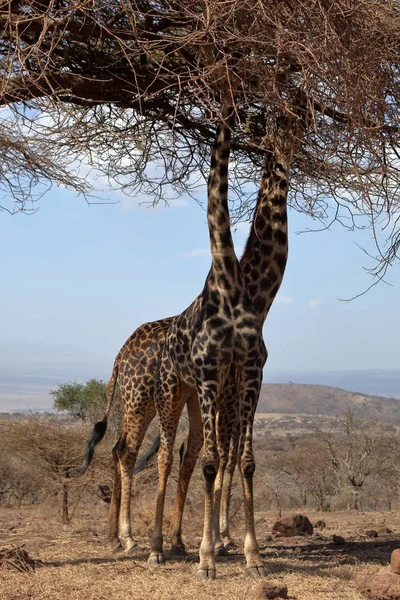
[1,505,399,600]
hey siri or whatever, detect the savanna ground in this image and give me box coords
[1,504,399,600]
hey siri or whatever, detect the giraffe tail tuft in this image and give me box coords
[72,418,108,477]
[72,361,119,477]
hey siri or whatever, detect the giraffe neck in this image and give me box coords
[241,150,289,324]
[206,116,241,289]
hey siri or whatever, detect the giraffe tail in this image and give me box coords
[133,433,161,474]
[72,361,119,477]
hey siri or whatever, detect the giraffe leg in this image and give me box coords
[212,458,228,556]
[196,383,219,580]
[220,465,236,549]
[118,406,156,552]
[108,437,123,548]
[148,431,177,565]
[149,366,185,566]
[239,382,266,578]
[213,406,231,556]
[220,425,239,549]
[169,393,203,556]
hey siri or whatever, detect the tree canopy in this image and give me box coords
[1,1,400,276]
[50,379,107,420]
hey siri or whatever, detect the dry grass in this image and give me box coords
[0,505,399,600]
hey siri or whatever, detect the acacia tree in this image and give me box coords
[50,379,107,420]
[1,1,400,277]
[0,417,90,522]
[50,378,122,436]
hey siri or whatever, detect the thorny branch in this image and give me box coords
[1,1,400,278]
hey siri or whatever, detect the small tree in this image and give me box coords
[0,417,92,522]
[51,378,123,438]
[50,379,107,421]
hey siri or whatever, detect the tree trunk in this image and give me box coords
[351,487,360,511]
[62,470,70,524]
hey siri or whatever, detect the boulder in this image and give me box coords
[356,574,400,599]
[271,514,313,537]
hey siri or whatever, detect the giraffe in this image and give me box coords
[147,105,268,580]
[78,112,301,562]
[168,117,299,556]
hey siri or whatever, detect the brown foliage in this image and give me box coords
[0,416,115,520]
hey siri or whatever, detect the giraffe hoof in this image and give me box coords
[245,566,267,578]
[111,542,124,553]
[170,545,188,557]
[216,545,230,557]
[148,554,165,566]
[196,568,216,580]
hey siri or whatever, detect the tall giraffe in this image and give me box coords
[168,116,300,555]
[79,114,301,562]
[147,106,267,580]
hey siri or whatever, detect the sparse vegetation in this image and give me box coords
[0,399,399,599]
[1,408,400,521]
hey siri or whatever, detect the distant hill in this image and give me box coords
[257,383,400,423]
[266,369,400,398]
[1,338,400,417]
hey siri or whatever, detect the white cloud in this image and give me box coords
[176,248,210,258]
[275,295,296,305]
[304,298,322,309]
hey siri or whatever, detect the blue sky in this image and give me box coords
[1,173,399,382]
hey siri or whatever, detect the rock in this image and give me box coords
[356,574,400,599]
[332,535,345,545]
[254,582,288,599]
[314,520,326,530]
[365,530,378,538]
[391,549,400,574]
[271,514,313,537]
